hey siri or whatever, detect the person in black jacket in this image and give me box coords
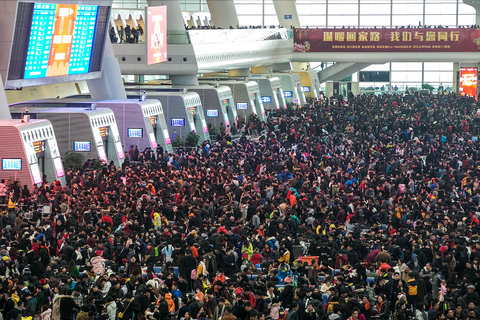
[133,288,149,316]
[157,291,169,320]
[183,250,197,292]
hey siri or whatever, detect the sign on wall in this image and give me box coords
[460,67,478,100]
[294,28,480,52]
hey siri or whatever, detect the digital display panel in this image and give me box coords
[146,6,167,65]
[33,141,44,153]
[99,127,108,137]
[2,159,22,171]
[460,67,478,100]
[171,118,185,127]
[127,128,143,137]
[302,86,311,92]
[261,96,272,103]
[283,91,293,98]
[150,116,157,125]
[73,141,91,152]
[24,4,99,79]
[236,103,248,110]
[206,110,219,117]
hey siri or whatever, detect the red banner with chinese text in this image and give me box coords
[294,28,480,52]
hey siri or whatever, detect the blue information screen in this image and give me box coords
[171,118,185,127]
[69,6,98,75]
[302,86,311,92]
[24,3,98,79]
[261,96,272,103]
[283,91,293,97]
[127,129,143,137]
[2,159,22,171]
[236,103,248,110]
[73,141,91,152]
[206,110,219,117]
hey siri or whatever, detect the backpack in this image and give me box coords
[459,248,468,262]
[190,269,197,280]
[22,267,31,276]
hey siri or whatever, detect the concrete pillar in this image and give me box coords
[351,82,360,96]
[206,0,239,29]
[463,1,480,25]
[0,75,11,120]
[148,0,185,31]
[229,69,251,77]
[453,62,460,94]
[325,82,334,98]
[170,75,199,86]
[272,0,301,28]
[87,41,127,100]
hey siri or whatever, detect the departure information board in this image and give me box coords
[24,3,98,79]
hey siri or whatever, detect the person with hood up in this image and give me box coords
[277,261,293,284]
[165,292,175,313]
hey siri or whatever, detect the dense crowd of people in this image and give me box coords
[1,92,480,320]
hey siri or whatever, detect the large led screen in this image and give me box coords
[460,67,478,100]
[146,6,167,65]
[6,2,110,88]
[24,4,98,79]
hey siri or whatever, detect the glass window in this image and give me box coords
[263,3,277,15]
[362,63,391,71]
[392,15,424,27]
[425,15,457,26]
[425,3,457,15]
[328,15,358,28]
[458,15,476,26]
[235,3,262,15]
[392,2,424,15]
[458,3,476,15]
[391,71,423,82]
[238,15,262,26]
[424,62,453,71]
[424,71,453,83]
[264,15,279,26]
[300,16,327,27]
[296,3,327,15]
[360,3,391,15]
[360,15,391,27]
[329,2,359,15]
[391,62,422,71]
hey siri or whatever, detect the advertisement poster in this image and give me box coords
[294,28,480,53]
[460,67,478,99]
[147,6,167,65]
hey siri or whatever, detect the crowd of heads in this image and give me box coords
[0,91,480,320]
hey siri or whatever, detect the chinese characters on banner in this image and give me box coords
[459,67,478,100]
[147,6,167,65]
[294,28,480,52]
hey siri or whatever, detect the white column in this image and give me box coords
[87,41,127,100]
[0,74,11,120]
[147,0,186,31]
[206,0,239,29]
[272,0,301,28]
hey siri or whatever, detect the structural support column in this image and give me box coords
[148,0,186,31]
[272,0,301,28]
[87,41,127,100]
[453,62,460,94]
[206,0,239,29]
[0,74,11,120]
